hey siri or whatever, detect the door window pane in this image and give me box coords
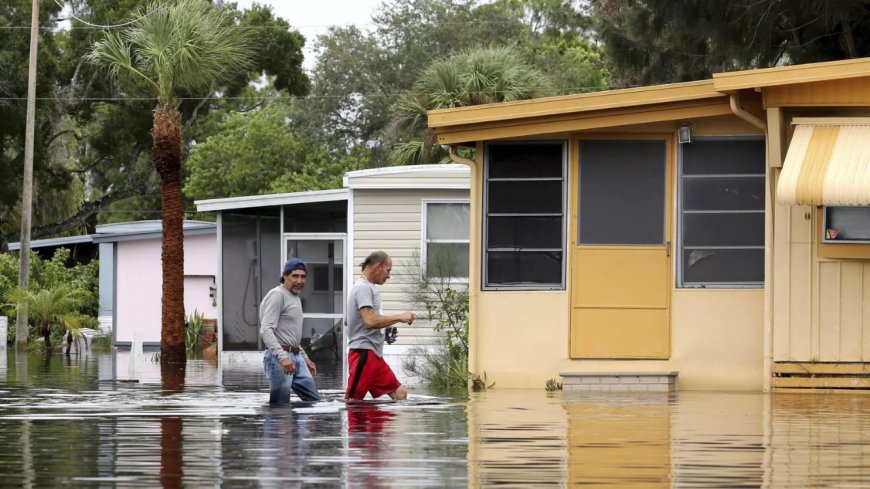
[579,140,666,245]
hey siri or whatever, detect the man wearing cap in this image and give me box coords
[259,258,320,403]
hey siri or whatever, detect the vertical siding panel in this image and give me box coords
[773,203,792,360]
[863,263,870,360]
[817,262,840,360]
[789,243,812,360]
[839,262,862,361]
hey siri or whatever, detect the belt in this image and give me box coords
[281,345,301,354]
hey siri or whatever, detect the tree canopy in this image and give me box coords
[591,0,870,85]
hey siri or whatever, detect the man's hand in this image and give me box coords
[280,357,296,375]
[305,358,317,376]
[399,311,415,325]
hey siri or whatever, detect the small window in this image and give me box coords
[678,138,765,287]
[823,207,870,242]
[423,201,470,279]
[484,141,566,289]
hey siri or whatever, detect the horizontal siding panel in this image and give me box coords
[353,231,420,241]
[354,213,422,223]
[355,221,421,232]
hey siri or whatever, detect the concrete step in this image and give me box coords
[559,371,679,392]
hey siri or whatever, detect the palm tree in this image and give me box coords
[9,285,83,354]
[388,46,551,165]
[87,0,252,364]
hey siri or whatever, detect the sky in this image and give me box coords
[233,0,385,69]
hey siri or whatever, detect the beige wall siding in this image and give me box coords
[352,188,469,345]
[773,202,870,362]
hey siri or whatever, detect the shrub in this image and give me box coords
[0,248,99,345]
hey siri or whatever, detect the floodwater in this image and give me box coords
[2,352,870,487]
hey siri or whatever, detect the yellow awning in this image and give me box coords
[778,118,870,205]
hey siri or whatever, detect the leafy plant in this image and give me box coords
[8,284,84,354]
[403,252,480,391]
[185,310,205,359]
[471,372,495,392]
[90,331,113,353]
[1,248,99,346]
[545,378,563,392]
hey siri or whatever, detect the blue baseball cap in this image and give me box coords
[283,258,307,274]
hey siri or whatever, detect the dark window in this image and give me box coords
[823,206,870,242]
[578,140,666,245]
[484,142,566,289]
[679,138,765,287]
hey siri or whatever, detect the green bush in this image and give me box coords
[0,248,99,345]
[402,253,473,391]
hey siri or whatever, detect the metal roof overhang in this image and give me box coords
[194,188,348,212]
[778,118,870,206]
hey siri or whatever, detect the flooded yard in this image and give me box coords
[2,352,870,487]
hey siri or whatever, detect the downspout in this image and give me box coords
[729,92,773,392]
[446,144,479,380]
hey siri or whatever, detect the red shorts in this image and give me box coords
[345,349,401,400]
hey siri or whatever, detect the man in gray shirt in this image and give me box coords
[345,251,415,401]
[260,258,320,403]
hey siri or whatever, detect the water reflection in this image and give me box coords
[5,351,870,487]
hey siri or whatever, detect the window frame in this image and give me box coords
[421,199,471,282]
[676,135,765,289]
[483,140,567,291]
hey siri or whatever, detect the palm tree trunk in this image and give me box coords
[153,104,186,365]
[42,324,52,355]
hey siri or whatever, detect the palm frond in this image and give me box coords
[88,0,254,105]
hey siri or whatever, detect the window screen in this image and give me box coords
[424,202,470,279]
[679,138,765,287]
[578,140,666,245]
[484,142,566,289]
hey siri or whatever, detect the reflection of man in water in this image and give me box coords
[345,251,415,401]
[260,258,320,403]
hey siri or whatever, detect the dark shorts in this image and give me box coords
[345,349,401,400]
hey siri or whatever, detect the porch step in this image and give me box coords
[772,362,870,392]
[559,371,678,392]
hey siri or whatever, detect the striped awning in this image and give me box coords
[778,118,870,205]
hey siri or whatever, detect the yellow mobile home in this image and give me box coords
[428,57,870,392]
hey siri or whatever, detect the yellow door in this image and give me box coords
[571,138,672,359]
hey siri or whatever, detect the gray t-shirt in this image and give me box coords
[259,285,303,361]
[346,278,385,357]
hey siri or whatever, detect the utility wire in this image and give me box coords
[52,0,166,29]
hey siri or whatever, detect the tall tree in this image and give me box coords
[291,0,606,159]
[388,46,550,165]
[591,0,870,86]
[87,0,253,364]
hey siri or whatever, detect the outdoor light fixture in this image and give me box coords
[677,122,694,144]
